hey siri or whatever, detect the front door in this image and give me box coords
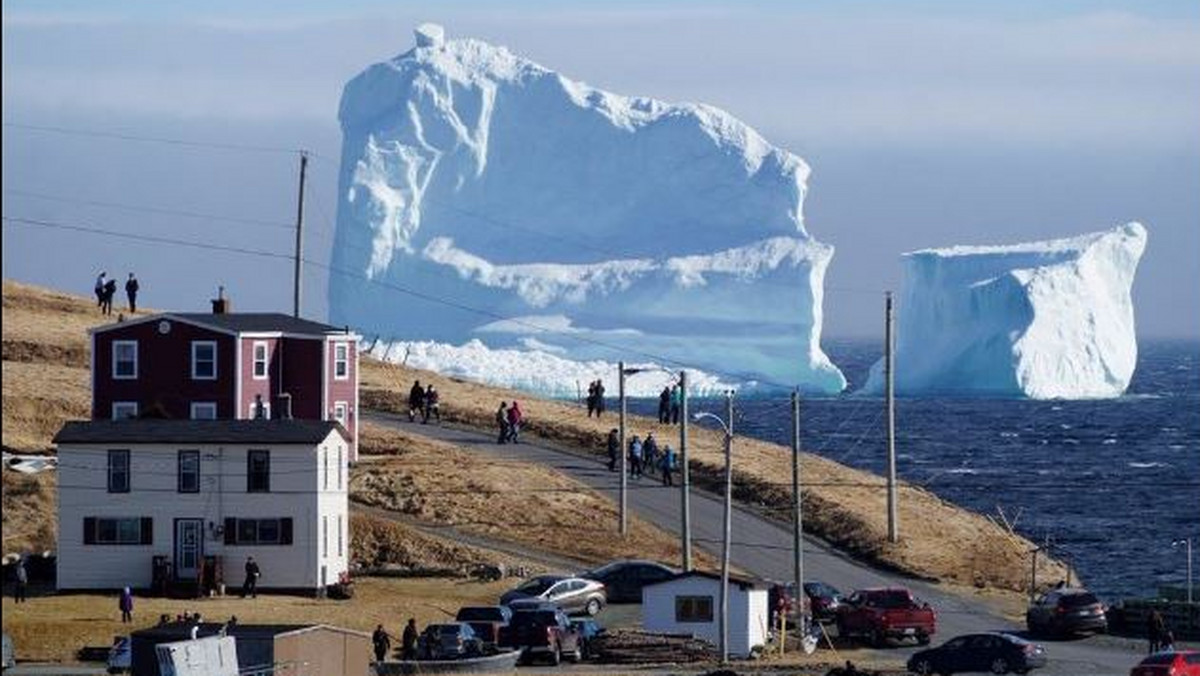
[174,519,204,581]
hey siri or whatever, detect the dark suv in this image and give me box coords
[1026,588,1107,637]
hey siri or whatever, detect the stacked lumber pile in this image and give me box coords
[590,630,716,664]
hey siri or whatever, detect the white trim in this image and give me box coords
[112,340,138,380]
[191,341,218,380]
[111,401,139,420]
[332,342,350,381]
[353,341,360,463]
[252,340,269,380]
[190,402,218,420]
[333,401,348,428]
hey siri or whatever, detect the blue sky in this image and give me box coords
[3,0,1198,338]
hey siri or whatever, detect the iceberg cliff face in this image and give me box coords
[329,25,845,393]
[862,223,1147,399]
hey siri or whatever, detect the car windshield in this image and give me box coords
[518,578,558,595]
[874,591,915,608]
[1140,654,1179,666]
[435,625,463,635]
[1061,593,1099,608]
[457,608,503,621]
[512,611,558,628]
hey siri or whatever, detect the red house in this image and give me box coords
[90,300,360,460]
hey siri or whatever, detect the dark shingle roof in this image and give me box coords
[54,419,347,445]
[171,312,351,336]
[649,570,769,590]
[132,622,312,641]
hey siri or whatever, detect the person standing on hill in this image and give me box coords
[496,402,510,444]
[670,385,682,424]
[102,278,118,316]
[407,381,425,422]
[657,387,671,423]
[606,428,619,472]
[595,380,606,416]
[401,618,419,661]
[643,433,659,473]
[506,401,523,443]
[423,384,440,424]
[119,587,134,623]
[586,381,598,417]
[124,273,140,314]
[14,555,28,603]
[94,271,107,309]
[372,624,393,662]
[660,444,676,486]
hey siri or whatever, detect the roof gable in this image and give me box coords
[91,312,355,338]
[54,419,349,445]
[646,570,768,591]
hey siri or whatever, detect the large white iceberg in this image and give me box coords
[328,25,846,394]
[861,223,1148,399]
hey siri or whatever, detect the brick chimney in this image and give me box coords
[211,286,231,314]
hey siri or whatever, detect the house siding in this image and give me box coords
[642,576,768,658]
[56,431,348,590]
[93,321,236,420]
[239,337,280,418]
[324,339,358,461]
[279,338,323,420]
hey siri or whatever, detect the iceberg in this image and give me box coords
[329,25,845,394]
[861,223,1148,399]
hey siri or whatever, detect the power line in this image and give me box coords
[3,121,303,156]
[4,188,296,231]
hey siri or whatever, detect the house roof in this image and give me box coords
[132,622,370,641]
[53,419,348,445]
[90,312,356,338]
[646,570,769,591]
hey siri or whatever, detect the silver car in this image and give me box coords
[500,576,607,616]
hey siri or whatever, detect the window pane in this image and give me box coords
[117,519,141,544]
[238,519,258,544]
[115,343,136,377]
[108,450,130,492]
[179,451,199,492]
[98,519,118,543]
[258,519,280,544]
[194,343,216,378]
[248,451,269,492]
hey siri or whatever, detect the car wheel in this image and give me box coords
[549,644,561,666]
[871,629,887,648]
[990,657,1009,674]
[569,643,582,663]
[911,658,934,675]
[917,632,931,646]
[586,598,602,616]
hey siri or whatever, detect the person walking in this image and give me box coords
[94,271,107,309]
[119,587,134,623]
[660,444,676,486]
[643,433,659,473]
[242,556,261,598]
[401,618,419,661]
[372,624,393,662]
[606,428,619,472]
[628,435,644,479]
[407,381,425,422]
[657,387,670,424]
[506,401,523,443]
[14,555,28,603]
[124,273,140,314]
[1147,608,1166,653]
[670,385,681,424]
[423,385,440,424]
[496,402,510,444]
[102,278,118,316]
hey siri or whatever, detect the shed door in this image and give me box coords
[175,519,204,580]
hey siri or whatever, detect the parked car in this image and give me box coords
[418,623,484,660]
[498,607,583,665]
[1130,651,1200,676]
[580,560,676,603]
[500,575,607,616]
[804,581,845,621]
[908,632,1047,675]
[836,587,936,647]
[2,633,14,671]
[454,606,512,648]
[570,618,605,660]
[1025,588,1107,637]
[106,636,131,674]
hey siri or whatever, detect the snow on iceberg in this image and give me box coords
[329,24,845,395]
[861,223,1148,399]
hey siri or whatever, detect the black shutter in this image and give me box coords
[140,518,154,545]
[280,518,293,545]
[225,518,237,545]
[83,517,96,545]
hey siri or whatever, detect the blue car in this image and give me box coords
[907,633,1047,675]
[569,618,605,660]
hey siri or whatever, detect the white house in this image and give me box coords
[54,419,350,592]
[641,571,770,658]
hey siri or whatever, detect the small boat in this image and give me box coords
[373,650,522,675]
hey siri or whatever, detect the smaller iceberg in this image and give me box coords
[862,223,1147,399]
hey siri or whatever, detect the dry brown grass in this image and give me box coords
[2,471,58,554]
[359,359,1070,593]
[354,423,713,568]
[0,576,514,663]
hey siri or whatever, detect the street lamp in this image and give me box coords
[693,390,734,665]
[1172,538,1193,605]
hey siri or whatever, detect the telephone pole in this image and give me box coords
[885,291,899,543]
[292,151,308,318]
[792,389,804,623]
[679,369,692,571]
[720,390,734,665]
[618,361,628,537]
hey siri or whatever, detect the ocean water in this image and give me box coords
[634,339,1200,601]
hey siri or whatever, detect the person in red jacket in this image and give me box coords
[506,401,523,444]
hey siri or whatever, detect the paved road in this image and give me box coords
[365,412,1157,674]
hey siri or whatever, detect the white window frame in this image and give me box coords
[190,402,218,420]
[112,401,139,420]
[333,342,349,380]
[249,400,271,420]
[333,401,348,427]
[338,515,344,558]
[322,515,329,558]
[191,341,218,380]
[112,340,138,380]
[252,341,269,380]
[323,448,329,491]
[337,447,344,490]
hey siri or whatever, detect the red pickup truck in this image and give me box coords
[497,606,583,665]
[836,587,936,647]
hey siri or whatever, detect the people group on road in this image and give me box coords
[656,385,682,424]
[496,400,522,444]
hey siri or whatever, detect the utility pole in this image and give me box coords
[719,390,734,666]
[618,361,628,537]
[792,389,804,627]
[885,291,899,543]
[679,369,692,571]
[1029,546,1039,604]
[292,151,308,318]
